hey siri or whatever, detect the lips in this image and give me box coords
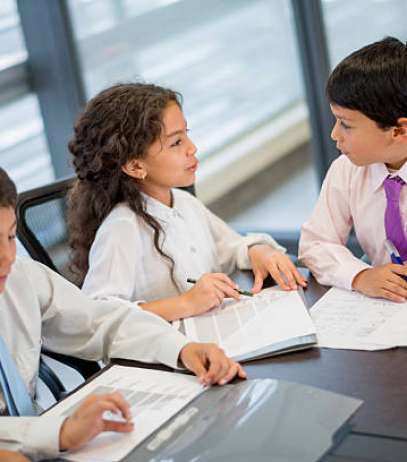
[186,161,199,172]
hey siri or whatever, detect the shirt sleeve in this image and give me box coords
[299,156,371,290]
[22,259,189,369]
[0,416,65,461]
[82,218,142,302]
[196,199,286,273]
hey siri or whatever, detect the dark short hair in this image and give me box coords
[326,36,407,128]
[0,168,17,209]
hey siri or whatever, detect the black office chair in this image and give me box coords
[16,177,101,396]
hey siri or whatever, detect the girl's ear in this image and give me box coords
[393,117,407,139]
[122,159,147,180]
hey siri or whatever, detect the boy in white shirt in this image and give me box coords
[0,168,245,460]
[299,36,407,302]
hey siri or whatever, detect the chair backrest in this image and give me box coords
[16,176,75,282]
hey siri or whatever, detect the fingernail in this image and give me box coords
[219,379,226,385]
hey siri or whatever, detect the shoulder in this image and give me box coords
[325,154,368,187]
[98,204,139,235]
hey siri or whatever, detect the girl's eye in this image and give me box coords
[8,234,16,241]
[170,138,182,147]
[340,121,351,130]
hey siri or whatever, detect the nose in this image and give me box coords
[331,120,340,142]
[186,136,197,157]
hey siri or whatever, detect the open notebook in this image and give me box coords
[45,364,362,462]
[183,287,317,362]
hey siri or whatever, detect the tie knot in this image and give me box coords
[384,176,405,201]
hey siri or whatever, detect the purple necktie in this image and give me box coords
[384,175,407,261]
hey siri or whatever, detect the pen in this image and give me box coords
[384,239,407,281]
[186,278,254,297]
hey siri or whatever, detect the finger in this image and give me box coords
[381,288,405,303]
[203,347,227,385]
[289,264,307,287]
[218,361,239,385]
[211,273,238,289]
[390,264,407,276]
[277,263,298,290]
[104,392,132,421]
[267,263,290,290]
[251,270,264,293]
[386,272,407,291]
[237,363,247,379]
[383,281,407,300]
[103,420,134,433]
[214,280,240,300]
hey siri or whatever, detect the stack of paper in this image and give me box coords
[183,287,317,361]
[310,287,407,350]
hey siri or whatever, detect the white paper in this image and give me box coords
[45,365,205,462]
[183,287,316,361]
[310,287,407,350]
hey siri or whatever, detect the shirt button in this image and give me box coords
[190,246,197,253]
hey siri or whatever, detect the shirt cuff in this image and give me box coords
[334,259,372,291]
[237,233,286,270]
[156,330,190,370]
[23,416,65,460]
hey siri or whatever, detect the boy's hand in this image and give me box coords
[182,273,240,316]
[352,264,407,302]
[179,342,247,386]
[59,392,133,451]
[248,245,307,292]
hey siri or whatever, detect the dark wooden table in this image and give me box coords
[240,274,407,441]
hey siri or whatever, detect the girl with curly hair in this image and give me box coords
[68,82,306,321]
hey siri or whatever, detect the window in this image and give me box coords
[0,0,54,192]
[322,0,407,67]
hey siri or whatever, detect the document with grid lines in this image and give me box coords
[183,287,317,361]
[45,365,205,462]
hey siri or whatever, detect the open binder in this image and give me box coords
[46,364,361,462]
[183,287,317,361]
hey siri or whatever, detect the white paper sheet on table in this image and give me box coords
[183,287,317,361]
[310,287,407,350]
[45,365,205,462]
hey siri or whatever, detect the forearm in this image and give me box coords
[0,417,65,461]
[140,294,191,321]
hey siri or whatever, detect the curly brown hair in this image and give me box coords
[67,82,182,285]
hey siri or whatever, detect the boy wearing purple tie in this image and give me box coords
[300,36,407,302]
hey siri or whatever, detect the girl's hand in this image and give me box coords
[352,264,407,302]
[59,392,133,451]
[248,245,307,292]
[182,273,240,316]
[0,451,30,462]
[179,342,247,385]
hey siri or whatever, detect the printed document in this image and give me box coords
[183,287,317,361]
[45,365,204,462]
[310,287,407,350]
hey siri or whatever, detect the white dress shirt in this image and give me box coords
[82,189,284,303]
[299,154,407,290]
[0,257,189,460]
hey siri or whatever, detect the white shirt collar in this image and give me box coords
[141,190,184,223]
[369,161,407,193]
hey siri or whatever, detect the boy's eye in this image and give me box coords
[340,121,352,130]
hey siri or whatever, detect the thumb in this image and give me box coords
[181,345,207,381]
[252,271,264,293]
